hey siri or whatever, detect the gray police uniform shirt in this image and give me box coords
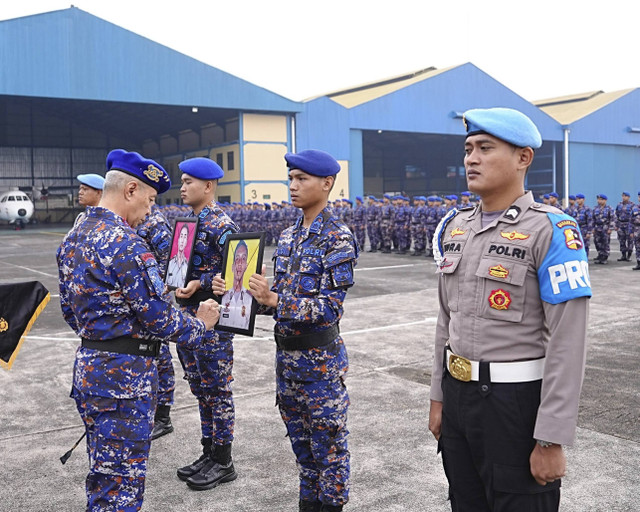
[430,191,591,446]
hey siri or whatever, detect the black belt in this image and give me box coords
[81,336,160,357]
[274,324,340,351]
[176,289,216,307]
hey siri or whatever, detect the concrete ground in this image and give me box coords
[0,226,638,512]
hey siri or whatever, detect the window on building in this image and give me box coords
[227,151,234,171]
[216,153,223,168]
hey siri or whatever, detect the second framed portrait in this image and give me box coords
[164,217,198,290]
[216,232,266,336]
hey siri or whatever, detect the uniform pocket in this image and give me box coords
[297,256,323,295]
[493,463,561,494]
[436,254,463,312]
[476,258,529,323]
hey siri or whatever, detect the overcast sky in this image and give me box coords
[4,1,636,102]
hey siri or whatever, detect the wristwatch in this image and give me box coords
[536,439,556,448]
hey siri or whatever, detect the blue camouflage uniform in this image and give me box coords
[352,198,366,251]
[633,195,640,268]
[593,196,615,262]
[58,205,206,512]
[365,197,380,251]
[573,197,594,258]
[176,200,239,444]
[615,195,635,260]
[394,198,411,253]
[137,204,175,411]
[266,207,357,508]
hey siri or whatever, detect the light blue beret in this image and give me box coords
[179,157,224,180]
[77,173,105,191]
[107,149,171,194]
[285,149,340,177]
[463,107,542,149]
[622,191,631,196]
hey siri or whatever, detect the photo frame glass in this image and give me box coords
[164,217,198,290]
[216,231,266,336]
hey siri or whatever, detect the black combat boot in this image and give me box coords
[320,504,343,512]
[177,438,212,481]
[633,263,640,270]
[186,442,237,490]
[617,255,627,261]
[299,500,322,512]
[151,404,173,440]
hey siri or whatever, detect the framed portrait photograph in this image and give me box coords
[216,232,266,336]
[164,217,198,290]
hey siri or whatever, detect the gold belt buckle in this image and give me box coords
[449,353,472,382]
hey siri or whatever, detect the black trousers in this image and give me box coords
[440,370,561,512]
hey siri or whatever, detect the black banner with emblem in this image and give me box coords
[0,281,50,370]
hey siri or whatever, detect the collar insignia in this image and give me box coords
[488,264,509,279]
[450,227,466,237]
[500,230,530,241]
[488,289,511,310]
[0,317,8,332]
[504,206,521,220]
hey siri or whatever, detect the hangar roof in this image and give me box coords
[0,7,301,113]
[307,66,459,108]
[534,89,635,124]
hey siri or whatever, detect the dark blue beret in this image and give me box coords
[106,149,171,194]
[450,194,458,201]
[597,193,608,200]
[622,191,631,196]
[543,194,550,199]
[285,149,340,177]
[77,173,105,191]
[344,199,353,205]
[356,196,363,202]
[461,191,471,197]
[179,157,224,180]
[384,193,392,199]
[549,192,559,198]
[368,195,376,200]
[568,195,576,200]
[576,193,585,199]
[463,107,542,149]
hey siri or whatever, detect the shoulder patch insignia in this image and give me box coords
[500,230,530,241]
[218,229,232,247]
[140,252,155,263]
[556,219,578,229]
[563,228,583,250]
[488,264,509,278]
[488,289,511,310]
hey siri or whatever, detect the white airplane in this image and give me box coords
[0,189,34,229]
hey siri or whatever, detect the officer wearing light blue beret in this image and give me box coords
[76,173,105,208]
[107,149,171,194]
[430,107,590,512]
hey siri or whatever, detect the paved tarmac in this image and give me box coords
[0,226,638,511]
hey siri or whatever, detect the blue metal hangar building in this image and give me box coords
[0,7,303,205]
[1,7,638,207]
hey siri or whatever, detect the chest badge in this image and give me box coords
[488,264,509,279]
[500,230,529,241]
[488,289,511,310]
[450,227,466,237]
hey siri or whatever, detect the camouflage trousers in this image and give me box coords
[157,342,175,406]
[617,227,634,254]
[380,220,392,250]
[593,229,611,261]
[72,389,155,512]
[411,224,426,251]
[353,223,366,252]
[635,229,640,262]
[177,335,234,443]
[366,222,379,250]
[277,375,350,506]
[395,225,410,251]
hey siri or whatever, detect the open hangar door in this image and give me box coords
[362,129,561,199]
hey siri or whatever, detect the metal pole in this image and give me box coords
[563,127,570,207]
